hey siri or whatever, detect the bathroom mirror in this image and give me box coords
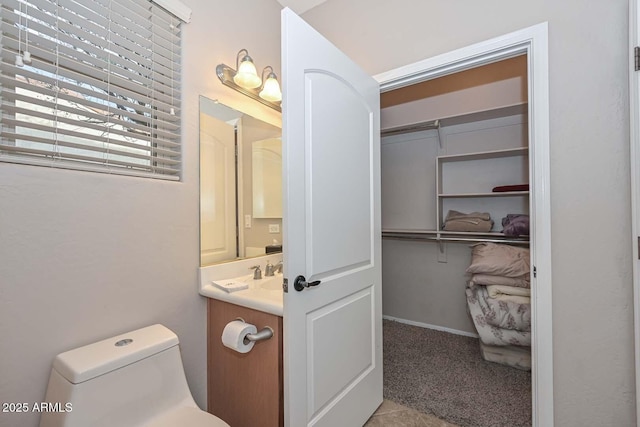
[200,96,282,266]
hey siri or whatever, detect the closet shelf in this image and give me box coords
[437,146,528,162]
[381,102,528,137]
[381,229,529,245]
[438,191,529,198]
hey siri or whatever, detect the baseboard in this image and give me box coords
[383,315,479,339]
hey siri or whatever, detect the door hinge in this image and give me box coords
[638,237,640,259]
[533,266,537,278]
[635,46,640,71]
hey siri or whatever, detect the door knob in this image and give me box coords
[293,275,321,291]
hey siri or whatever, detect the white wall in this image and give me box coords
[303,0,635,425]
[0,1,282,426]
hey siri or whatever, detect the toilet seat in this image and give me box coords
[145,406,230,427]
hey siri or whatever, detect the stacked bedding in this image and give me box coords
[465,242,532,370]
[442,210,494,232]
[479,342,531,371]
[501,213,530,237]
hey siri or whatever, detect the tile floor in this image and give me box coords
[364,400,459,427]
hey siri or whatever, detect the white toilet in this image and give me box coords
[40,324,229,427]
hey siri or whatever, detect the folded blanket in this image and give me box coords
[487,284,531,299]
[476,285,531,331]
[492,184,529,192]
[466,285,531,345]
[479,342,531,371]
[445,210,491,221]
[442,210,494,232]
[469,273,530,288]
[466,243,530,278]
[488,293,530,305]
[501,214,530,237]
[443,218,493,232]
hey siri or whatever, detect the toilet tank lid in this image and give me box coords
[53,324,179,384]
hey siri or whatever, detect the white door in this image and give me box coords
[199,111,237,265]
[281,8,382,427]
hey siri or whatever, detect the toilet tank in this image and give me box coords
[40,324,198,427]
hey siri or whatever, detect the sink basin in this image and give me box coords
[257,274,284,291]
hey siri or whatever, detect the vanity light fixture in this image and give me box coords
[233,49,261,89]
[259,66,282,103]
[216,49,282,112]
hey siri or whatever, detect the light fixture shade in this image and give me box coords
[216,53,281,111]
[234,57,262,89]
[259,74,282,102]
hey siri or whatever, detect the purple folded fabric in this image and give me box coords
[501,214,529,236]
[492,184,529,192]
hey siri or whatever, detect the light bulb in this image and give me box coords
[233,56,261,89]
[259,74,282,102]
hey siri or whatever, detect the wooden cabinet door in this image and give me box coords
[207,299,283,427]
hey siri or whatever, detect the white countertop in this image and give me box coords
[199,255,284,316]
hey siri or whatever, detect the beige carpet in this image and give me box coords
[382,319,531,427]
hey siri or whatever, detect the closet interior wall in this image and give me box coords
[380,56,529,335]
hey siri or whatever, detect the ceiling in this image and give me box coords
[276,0,328,14]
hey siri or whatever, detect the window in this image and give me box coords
[0,0,188,180]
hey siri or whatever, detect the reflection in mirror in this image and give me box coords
[252,138,282,218]
[200,96,282,267]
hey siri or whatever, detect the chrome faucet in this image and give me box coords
[249,265,262,280]
[274,260,283,274]
[264,260,275,277]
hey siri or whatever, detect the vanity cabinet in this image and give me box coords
[207,299,284,427]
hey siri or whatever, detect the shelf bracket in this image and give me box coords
[437,239,447,263]
[435,119,442,149]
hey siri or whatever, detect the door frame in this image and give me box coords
[374,23,553,427]
[629,0,640,423]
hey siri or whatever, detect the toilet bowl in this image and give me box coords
[40,324,229,427]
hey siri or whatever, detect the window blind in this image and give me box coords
[0,0,183,180]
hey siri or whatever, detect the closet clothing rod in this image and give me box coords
[381,119,440,137]
[382,233,529,246]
